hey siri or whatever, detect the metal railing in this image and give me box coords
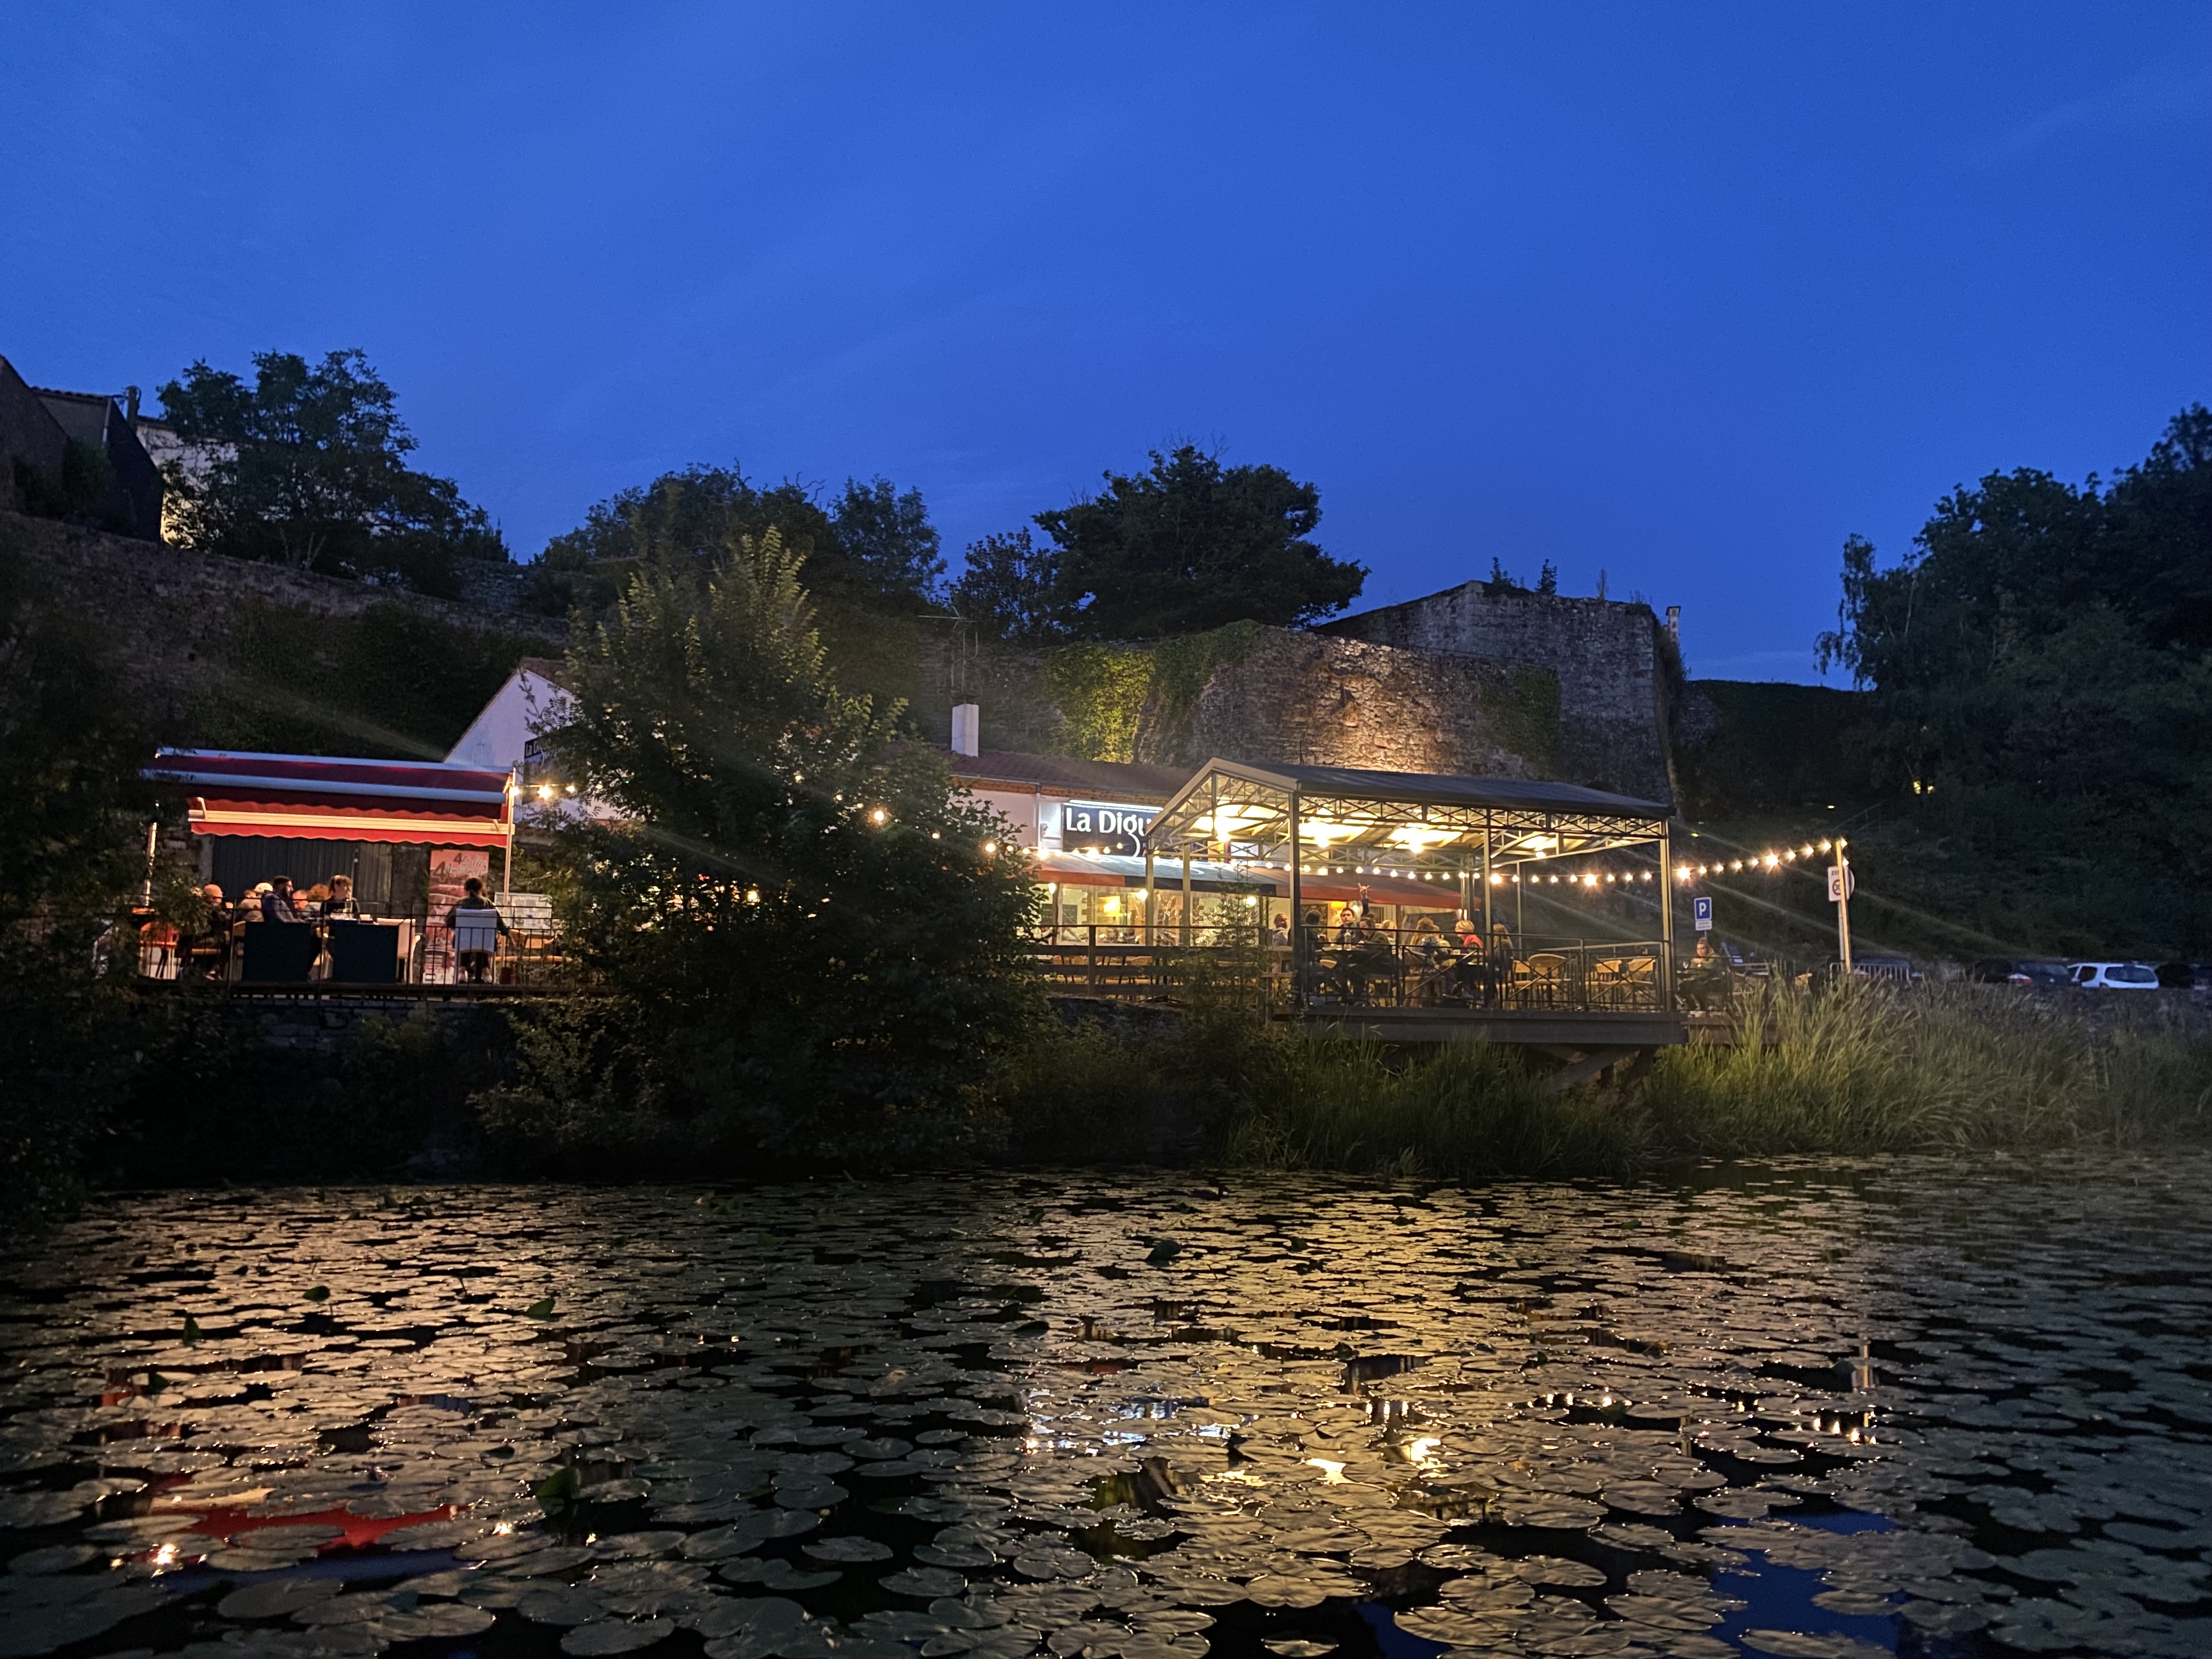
[1024,924,1677,1014]
[133,912,569,990]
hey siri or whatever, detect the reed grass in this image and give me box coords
[995,981,2212,1178]
[1645,983,2212,1155]
[1221,1036,1647,1180]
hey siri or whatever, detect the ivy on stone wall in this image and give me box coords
[1043,644,1153,761]
[1040,622,1265,763]
[1140,621,1261,761]
[1477,666,1562,772]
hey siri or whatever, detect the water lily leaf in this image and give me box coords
[525,1296,559,1320]
[219,1576,346,1621]
[303,1286,330,1302]
[563,1616,674,1654]
[6,1547,99,1577]
[804,1537,893,1562]
[537,1466,585,1515]
[884,1567,969,1599]
[181,1315,202,1346]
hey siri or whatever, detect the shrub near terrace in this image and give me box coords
[481,529,1042,1171]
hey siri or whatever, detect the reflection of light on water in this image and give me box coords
[1405,1436,1441,1465]
[1305,1457,1348,1482]
[152,1542,178,1572]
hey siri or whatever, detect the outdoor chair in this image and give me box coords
[1525,951,1568,1009]
[452,917,500,983]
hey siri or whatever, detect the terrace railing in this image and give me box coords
[131,905,569,991]
[1024,924,1679,1015]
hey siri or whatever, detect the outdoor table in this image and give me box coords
[240,921,318,982]
[325,920,402,984]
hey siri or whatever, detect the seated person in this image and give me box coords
[319,874,359,920]
[238,883,270,923]
[444,876,509,983]
[1268,914,1290,949]
[263,876,306,923]
[194,884,234,976]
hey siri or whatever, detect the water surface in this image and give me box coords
[2,1158,2208,1659]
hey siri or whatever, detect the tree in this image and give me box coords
[157,349,506,597]
[1479,556,1558,597]
[1032,445,1365,639]
[0,527,154,1233]
[1813,404,2212,950]
[830,476,944,602]
[495,528,1041,1167]
[533,465,943,613]
[946,528,1062,642]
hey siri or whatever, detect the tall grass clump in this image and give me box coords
[1645,982,2212,1154]
[1224,1037,1648,1181]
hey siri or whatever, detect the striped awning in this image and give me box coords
[143,749,515,847]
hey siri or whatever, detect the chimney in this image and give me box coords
[125,385,141,420]
[951,702,979,758]
[1665,606,1681,645]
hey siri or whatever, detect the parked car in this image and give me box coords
[2069,961,2160,990]
[1968,958,2073,987]
[2155,962,2210,990]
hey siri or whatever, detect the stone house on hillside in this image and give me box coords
[0,355,164,539]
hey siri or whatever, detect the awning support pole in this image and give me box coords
[1288,791,1305,1001]
[1180,848,1193,947]
[1658,824,1675,1012]
[1143,848,1155,946]
[1480,814,1493,943]
[503,770,517,901]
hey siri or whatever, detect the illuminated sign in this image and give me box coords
[1062,800,1158,856]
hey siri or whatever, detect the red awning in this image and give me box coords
[144,750,515,848]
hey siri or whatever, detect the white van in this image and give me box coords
[2069,961,2159,990]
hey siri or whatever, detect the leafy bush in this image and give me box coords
[486,530,1042,1171]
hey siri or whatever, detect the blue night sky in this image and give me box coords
[7,5,2207,681]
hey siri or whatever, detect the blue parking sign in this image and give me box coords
[1692,896,1713,932]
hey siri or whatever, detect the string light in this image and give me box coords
[1673,836,1849,882]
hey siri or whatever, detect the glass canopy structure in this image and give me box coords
[1142,759,1678,1003]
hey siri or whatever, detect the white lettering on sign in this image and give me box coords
[1062,801,1159,855]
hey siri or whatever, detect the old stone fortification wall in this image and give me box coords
[1134,626,1562,778]
[1318,585,1674,803]
[1,510,561,751]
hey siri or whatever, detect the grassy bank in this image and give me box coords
[996,983,2212,1181]
[30,982,2209,1222]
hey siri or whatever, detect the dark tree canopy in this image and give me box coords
[157,349,506,597]
[829,476,944,602]
[946,528,1062,643]
[1815,403,2212,949]
[1028,445,1365,640]
[533,465,943,615]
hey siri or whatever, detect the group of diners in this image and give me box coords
[1280,904,1524,1007]
[172,874,510,983]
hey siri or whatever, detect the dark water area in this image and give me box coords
[2,1157,2208,1659]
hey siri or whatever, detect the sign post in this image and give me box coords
[1826,842,1854,973]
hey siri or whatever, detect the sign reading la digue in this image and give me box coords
[1062,801,1158,856]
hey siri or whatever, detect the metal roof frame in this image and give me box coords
[1144,759,1670,870]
